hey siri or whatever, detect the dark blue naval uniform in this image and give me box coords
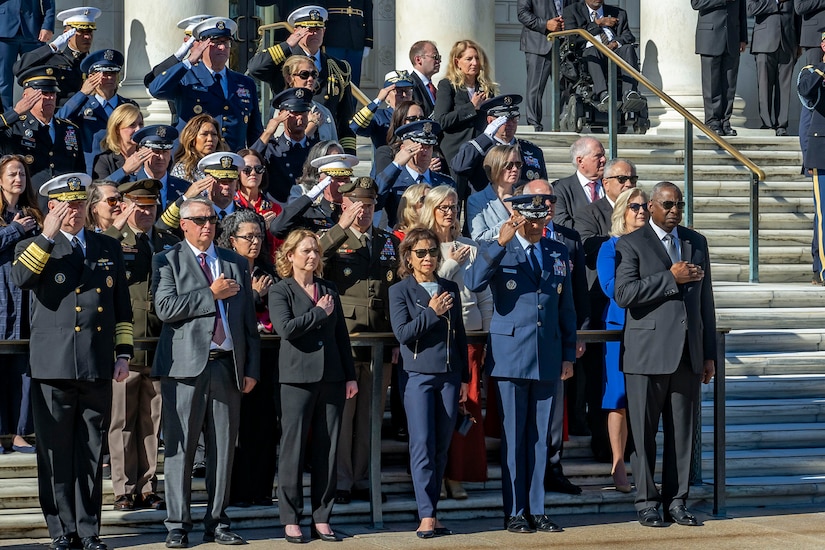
[268,194,340,240]
[349,102,393,150]
[451,134,547,194]
[13,42,86,106]
[56,93,138,174]
[251,134,319,203]
[375,162,455,227]
[0,0,55,108]
[148,60,263,152]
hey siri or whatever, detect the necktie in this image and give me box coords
[360,234,371,258]
[663,234,680,265]
[71,236,84,257]
[219,210,227,220]
[527,244,542,279]
[214,73,226,98]
[592,10,611,44]
[416,173,426,184]
[104,101,114,116]
[586,181,598,202]
[198,253,227,345]
[426,81,437,101]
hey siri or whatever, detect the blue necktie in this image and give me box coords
[527,244,541,279]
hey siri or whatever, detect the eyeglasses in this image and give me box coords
[103,195,122,207]
[546,195,558,204]
[606,175,639,184]
[436,204,458,213]
[405,115,424,123]
[242,165,266,175]
[293,70,319,80]
[627,202,649,212]
[183,215,219,226]
[656,200,685,211]
[234,234,264,242]
[412,247,439,258]
[393,88,412,95]
[504,161,523,170]
[420,54,442,61]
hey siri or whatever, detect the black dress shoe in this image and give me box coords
[637,507,665,527]
[203,528,245,545]
[434,527,453,536]
[415,529,435,539]
[311,525,340,542]
[530,514,563,532]
[81,536,107,550]
[776,127,788,137]
[666,504,699,526]
[506,514,536,533]
[545,473,582,495]
[50,536,72,550]
[165,529,189,548]
[284,526,306,544]
[113,494,134,511]
[334,490,351,504]
[723,126,738,136]
[191,463,206,478]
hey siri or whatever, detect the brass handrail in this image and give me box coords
[256,21,370,107]
[547,28,765,180]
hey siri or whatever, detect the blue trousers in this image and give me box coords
[401,369,460,519]
[496,377,556,517]
[325,46,364,88]
[0,36,41,108]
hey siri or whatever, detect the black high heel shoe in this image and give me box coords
[311,525,340,542]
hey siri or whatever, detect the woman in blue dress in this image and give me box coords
[596,187,649,492]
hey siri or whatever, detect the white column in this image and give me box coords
[120,0,227,124]
[639,1,745,133]
[395,0,496,84]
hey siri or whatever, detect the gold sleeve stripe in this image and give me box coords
[115,322,134,346]
[160,201,181,228]
[267,45,286,65]
[0,114,7,127]
[339,136,356,150]
[352,106,373,128]
[14,242,50,274]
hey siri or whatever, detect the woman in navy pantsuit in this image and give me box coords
[389,227,469,538]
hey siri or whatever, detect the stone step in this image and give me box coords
[521,130,804,151]
[707,447,825,477]
[703,423,825,451]
[692,212,813,230]
[712,284,825,308]
[702,374,825,399]
[541,148,802,167]
[701,229,811,247]
[724,351,825,376]
[695,196,812,213]
[708,247,809,265]
[715,308,825,329]
[726,329,825,353]
[702,398,825,426]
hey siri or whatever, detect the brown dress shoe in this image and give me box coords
[139,493,166,510]
[113,494,134,511]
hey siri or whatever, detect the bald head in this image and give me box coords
[523,179,553,195]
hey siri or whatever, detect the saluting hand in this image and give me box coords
[337,200,364,230]
[187,38,211,64]
[80,71,103,95]
[497,212,522,247]
[14,91,41,115]
[211,274,240,300]
[394,142,422,166]
[184,176,214,198]
[42,201,70,239]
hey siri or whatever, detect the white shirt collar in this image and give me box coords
[648,218,678,241]
[94,93,116,108]
[412,68,431,85]
[61,228,86,248]
[405,165,430,182]
[185,239,217,260]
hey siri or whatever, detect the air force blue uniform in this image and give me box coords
[0,0,55,108]
[466,236,577,518]
[148,61,263,152]
[375,163,455,227]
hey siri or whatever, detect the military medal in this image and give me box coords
[54,273,66,284]
[386,271,393,282]
[553,257,566,277]
[193,105,203,114]
[557,283,563,295]
[24,155,34,164]
[24,129,33,138]
[106,276,113,288]
[506,279,516,290]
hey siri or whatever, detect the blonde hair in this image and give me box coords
[445,39,498,96]
[483,144,520,186]
[101,104,143,155]
[610,187,648,237]
[276,229,325,278]
[418,185,459,240]
[282,55,321,93]
[394,182,430,232]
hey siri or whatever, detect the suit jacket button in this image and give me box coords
[318,341,323,346]
[96,288,101,293]
[97,326,102,332]
[76,288,81,294]
[76,306,81,312]
[536,289,542,294]
[75,326,81,332]
[98,306,103,312]
[537,321,542,327]
[537,305,543,310]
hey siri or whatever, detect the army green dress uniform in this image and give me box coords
[11,173,133,547]
[104,179,180,511]
[318,177,400,501]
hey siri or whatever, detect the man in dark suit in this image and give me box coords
[0,0,54,109]
[615,181,716,528]
[12,173,132,550]
[466,193,577,534]
[13,6,99,107]
[149,17,263,152]
[104,179,179,513]
[408,40,440,117]
[563,0,645,113]
[151,197,260,548]
[517,0,567,131]
[747,0,800,136]
[691,0,747,136]
[247,5,357,153]
[553,136,606,230]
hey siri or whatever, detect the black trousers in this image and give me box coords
[32,378,112,539]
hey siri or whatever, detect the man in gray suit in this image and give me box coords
[748,0,800,136]
[152,197,260,548]
[691,0,748,136]
[552,136,606,231]
[517,0,568,131]
[615,182,716,528]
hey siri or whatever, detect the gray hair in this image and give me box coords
[650,181,682,202]
[179,196,214,218]
[569,136,602,168]
[604,158,636,178]
[217,210,266,249]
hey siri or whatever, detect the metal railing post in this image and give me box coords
[749,173,760,283]
[685,119,694,228]
[369,341,385,529]
[550,37,560,132]
[713,331,728,517]
[607,60,618,159]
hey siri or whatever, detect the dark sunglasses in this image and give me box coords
[627,202,649,212]
[546,195,558,204]
[242,165,266,175]
[234,233,264,242]
[103,195,122,207]
[436,204,458,213]
[504,161,523,170]
[607,175,639,184]
[293,70,319,79]
[412,247,439,258]
[657,200,685,211]
[405,115,425,123]
[183,215,219,226]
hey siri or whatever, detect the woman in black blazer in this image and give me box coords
[432,39,498,195]
[269,229,358,544]
[389,227,469,539]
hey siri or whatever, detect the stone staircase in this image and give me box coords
[1,134,823,539]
